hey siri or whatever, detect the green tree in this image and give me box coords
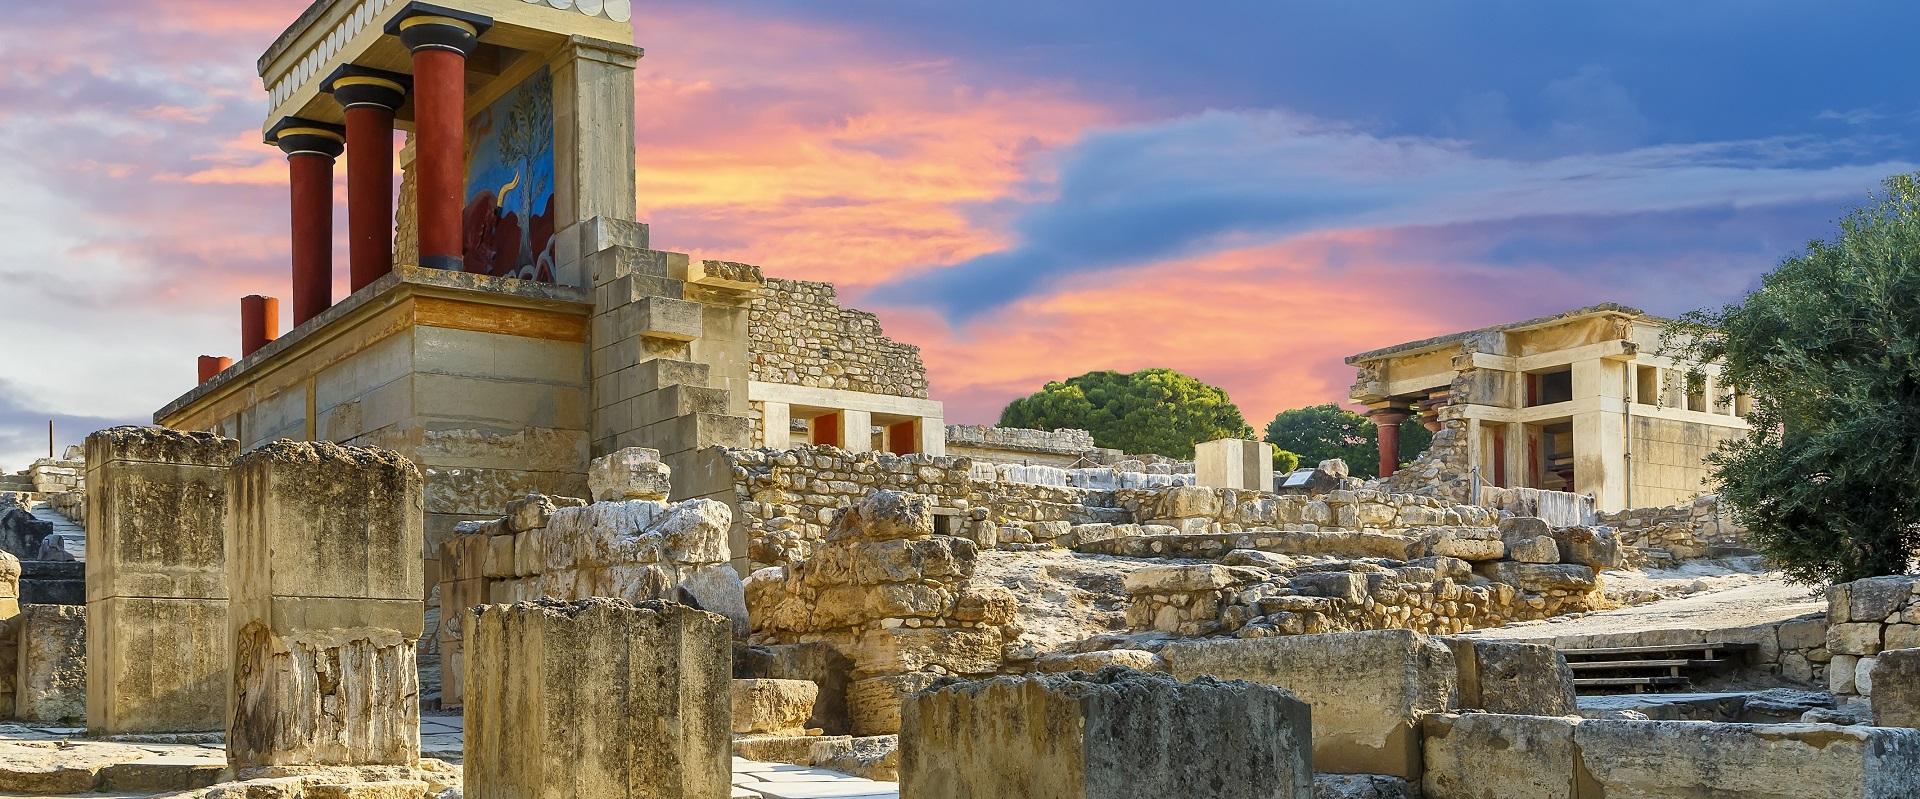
[1272,447,1302,474]
[1667,174,1920,584]
[1263,404,1432,480]
[999,369,1256,459]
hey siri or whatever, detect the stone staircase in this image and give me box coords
[29,504,86,561]
[1562,642,1757,694]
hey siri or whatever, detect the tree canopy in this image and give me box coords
[998,369,1257,460]
[1263,404,1432,480]
[1667,173,1920,584]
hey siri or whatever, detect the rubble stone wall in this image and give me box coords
[941,425,1122,468]
[748,279,929,399]
[1600,493,1746,561]
[744,491,1018,736]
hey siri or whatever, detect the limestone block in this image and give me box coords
[1195,439,1274,493]
[228,624,419,768]
[1161,486,1222,520]
[900,670,1312,799]
[1574,720,1920,799]
[86,427,237,603]
[810,734,900,782]
[1162,630,1458,779]
[86,597,226,734]
[1872,649,1920,728]
[1444,639,1576,717]
[226,441,425,768]
[849,673,942,736]
[1847,576,1917,623]
[827,490,934,542]
[854,627,1003,677]
[483,535,515,579]
[1508,536,1561,564]
[738,643,855,735]
[1888,623,1920,652]
[466,599,732,799]
[228,442,424,605]
[1034,649,1166,674]
[1829,622,1884,656]
[634,295,704,341]
[680,564,748,637]
[1496,516,1551,544]
[1429,537,1504,562]
[687,259,766,291]
[732,679,819,736]
[1421,713,1577,799]
[1832,654,1859,694]
[1857,656,1878,697]
[659,499,732,565]
[1476,562,1598,594]
[1544,526,1621,569]
[1123,564,1234,594]
[587,447,672,502]
[504,494,557,533]
[16,604,85,723]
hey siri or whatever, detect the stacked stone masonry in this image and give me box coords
[748,279,929,399]
[1599,493,1747,563]
[1825,575,1920,705]
[744,491,1018,736]
[436,488,743,707]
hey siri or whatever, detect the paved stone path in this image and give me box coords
[0,720,899,798]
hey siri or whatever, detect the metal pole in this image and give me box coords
[47,420,53,459]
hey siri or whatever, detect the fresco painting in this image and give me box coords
[462,67,556,283]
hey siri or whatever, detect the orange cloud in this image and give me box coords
[629,6,1112,288]
[876,228,1600,426]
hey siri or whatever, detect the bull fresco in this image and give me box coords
[463,67,556,282]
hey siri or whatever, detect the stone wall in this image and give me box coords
[744,491,1017,736]
[941,425,1122,468]
[1379,406,1472,503]
[1599,493,1746,562]
[723,446,1126,570]
[1826,575,1920,705]
[748,279,929,399]
[1110,485,1494,536]
[436,493,743,707]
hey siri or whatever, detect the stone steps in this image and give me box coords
[28,506,85,561]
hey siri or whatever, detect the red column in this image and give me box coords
[197,356,232,383]
[240,295,281,357]
[270,119,345,327]
[391,10,489,271]
[325,69,409,290]
[1369,408,1411,478]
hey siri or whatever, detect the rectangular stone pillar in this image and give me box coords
[1196,438,1275,491]
[85,426,238,734]
[465,598,731,799]
[901,670,1311,798]
[227,441,424,768]
[838,410,872,452]
[761,402,791,449]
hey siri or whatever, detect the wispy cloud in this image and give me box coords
[872,110,1908,317]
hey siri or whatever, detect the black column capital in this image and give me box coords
[322,66,412,112]
[385,3,494,56]
[267,117,346,160]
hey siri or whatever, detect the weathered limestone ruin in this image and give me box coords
[2,0,1919,797]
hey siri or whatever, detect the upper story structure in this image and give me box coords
[156,0,942,580]
[1347,304,1748,512]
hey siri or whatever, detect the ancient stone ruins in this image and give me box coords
[0,0,1915,797]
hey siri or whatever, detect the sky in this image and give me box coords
[1,1,1916,469]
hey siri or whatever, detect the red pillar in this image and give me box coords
[270,119,345,327]
[197,356,232,383]
[325,68,409,292]
[390,8,490,271]
[240,295,281,357]
[1369,407,1411,478]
